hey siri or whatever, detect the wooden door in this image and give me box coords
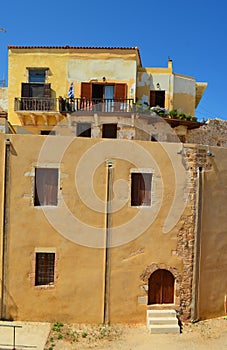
[148,269,174,304]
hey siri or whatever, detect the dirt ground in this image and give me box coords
[45,317,227,350]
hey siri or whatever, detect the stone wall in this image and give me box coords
[188,119,227,148]
[175,146,210,321]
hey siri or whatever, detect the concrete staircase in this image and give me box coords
[147,309,180,334]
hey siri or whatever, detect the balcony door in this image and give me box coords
[81,82,127,111]
[21,68,51,111]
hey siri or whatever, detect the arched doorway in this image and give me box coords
[148,269,174,304]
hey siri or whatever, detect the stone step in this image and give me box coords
[148,324,180,334]
[147,317,179,326]
[147,309,176,318]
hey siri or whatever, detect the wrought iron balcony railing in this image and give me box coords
[14,97,134,113]
[14,97,57,111]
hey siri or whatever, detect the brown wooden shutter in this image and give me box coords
[21,83,30,97]
[34,168,58,206]
[131,173,141,206]
[43,83,51,98]
[142,173,152,206]
[150,91,156,107]
[81,82,92,98]
[114,83,127,99]
[131,173,151,206]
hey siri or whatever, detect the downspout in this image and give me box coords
[191,166,203,322]
[103,160,113,325]
[1,138,10,320]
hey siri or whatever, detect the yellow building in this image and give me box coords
[8,46,207,135]
[1,46,226,327]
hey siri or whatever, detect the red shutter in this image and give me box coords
[81,82,92,98]
[114,83,127,99]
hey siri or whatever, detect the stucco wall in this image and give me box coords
[137,69,196,115]
[199,146,227,319]
[0,88,7,112]
[0,134,198,323]
[173,75,195,115]
[8,48,138,126]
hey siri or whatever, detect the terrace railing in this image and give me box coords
[15,97,134,113]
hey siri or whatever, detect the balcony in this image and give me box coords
[14,97,134,114]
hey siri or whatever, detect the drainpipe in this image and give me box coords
[1,138,10,320]
[191,166,203,322]
[103,160,113,325]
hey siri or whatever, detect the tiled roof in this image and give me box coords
[8,46,142,66]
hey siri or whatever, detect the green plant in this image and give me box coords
[178,113,186,120]
[52,322,64,332]
[82,331,88,338]
[168,109,178,117]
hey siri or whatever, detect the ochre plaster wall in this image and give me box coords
[172,75,195,115]
[2,135,194,323]
[199,147,227,319]
[8,48,138,126]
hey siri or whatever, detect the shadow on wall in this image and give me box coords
[0,281,18,321]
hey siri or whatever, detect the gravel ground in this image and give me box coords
[45,317,227,350]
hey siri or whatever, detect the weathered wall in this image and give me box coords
[0,134,199,323]
[199,146,227,319]
[173,74,195,115]
[137,68,197,116]
[8,48,138,126]
[0,88,7,112]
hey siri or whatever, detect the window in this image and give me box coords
[29,69,47,83]
[76,123,91,137]
[40,130,56,135]
[150,90,165,108]
[151,135,157,142]
[35,252,55,286]
[131,172,152,206]
[102,123,117,138]
[34,168,58,206]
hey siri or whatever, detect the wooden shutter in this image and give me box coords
[81,82,92,98]
[34,168,58,206]
[150,91,156,107]
[21,83,30,97]
[43,83,51,98]
[131,173,141,206]
[131,173,151,206]
[142,173,152,206]
[114,83,127,99]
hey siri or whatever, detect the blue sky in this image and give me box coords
[0,0,226,120]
